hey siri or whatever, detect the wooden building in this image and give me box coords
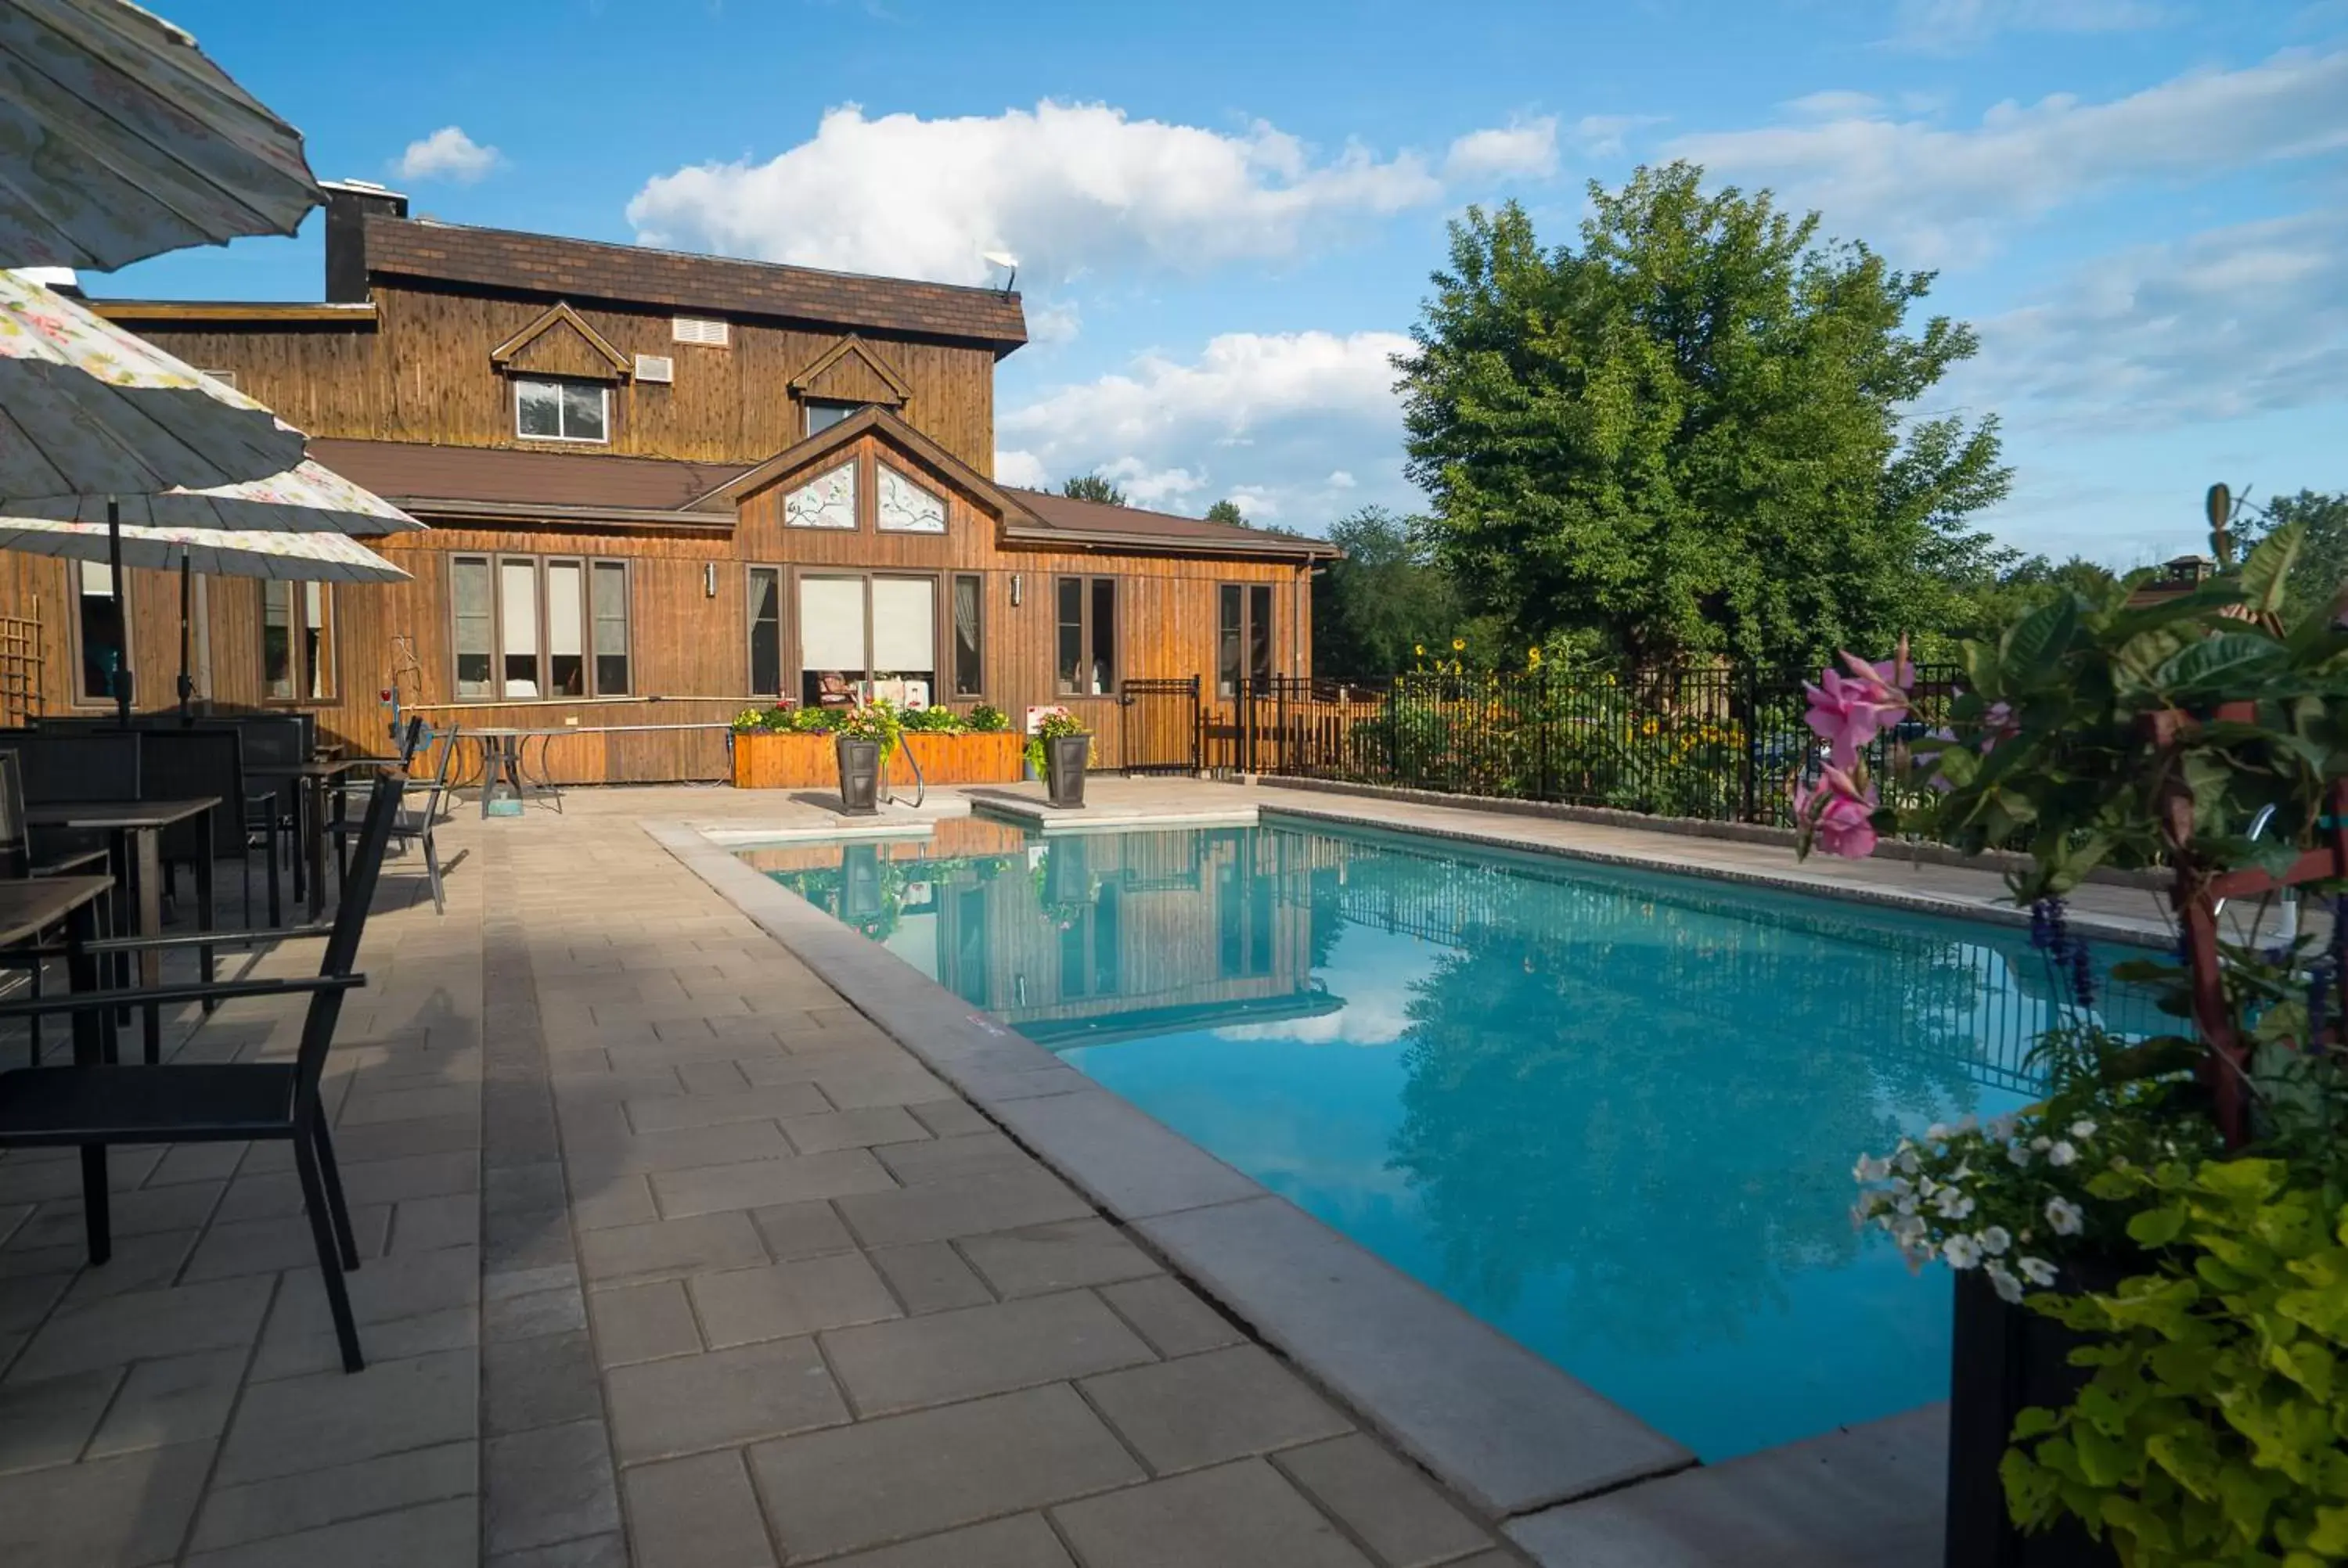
[3,181,1334,779]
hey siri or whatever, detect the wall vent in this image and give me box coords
[671,316,729,347]
[196,368,238,388]
[632,354,675,383]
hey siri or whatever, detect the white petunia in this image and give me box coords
[1890,1215,1927,1247]
[2069,1119,2097,1140]
[2018,1257,2059,1287]
[1942,1234,1983,1270]
[1933,1188,1975,1221]
[1895,1194,1919,1217]
[1854,1154,1890,1182]
[1896,1148,1921,1176]
[1979,1226,2011,1256]
[2047,1142,2077,1167]
[1986,1115,2017,1142]
[1927,1123,1951,1142]
[2007,1141,2033,1168]
[1986,1263,2025,1304]
[2046,1197,2084,1236]
[2031,1135,2052,1152]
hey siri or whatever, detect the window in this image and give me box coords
[1054,576,1116,696]
[513,376,608,442]
[72,560,128,706]
[261,581,337,701]
[747,566,783,697]
[796,572,936,709]
[804,399,862,437]
[951,574,984,697]
[1218,583,1275,699]
[451,554,631,699]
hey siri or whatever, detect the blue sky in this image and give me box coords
[104,0,2348,566]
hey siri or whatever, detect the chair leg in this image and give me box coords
[309,1117,360,1271]
[292,1126,364,1372]
[27,954,41,1067]
[266,838,283,927]
[78,1144,110,1266]
[423,829,446,915]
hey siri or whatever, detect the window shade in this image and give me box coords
[799,577,866,671]
[870,577,935,671]
[546,563,584,657]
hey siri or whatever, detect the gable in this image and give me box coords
[490,301,632,383]
[787,335,912,407]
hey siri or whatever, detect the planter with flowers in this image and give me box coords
[1027,707,1093,809]
[729,702,1017,789]
[1796,504,2348,1568]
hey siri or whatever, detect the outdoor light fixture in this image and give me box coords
[1010,573,1022,606]
[704,562,717,598]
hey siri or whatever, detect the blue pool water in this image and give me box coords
[752,820,2159,1461]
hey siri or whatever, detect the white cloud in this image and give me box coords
[1885,0,2172,52]
[1958,207,2348,433]
[995,329,1412,529]
[628,100,1562,289]
[1026,299,1082,347]
[1784,90,1883,118]
[1443,117,1559,182]
[1670,49,2348,265]
[393,126,502,185]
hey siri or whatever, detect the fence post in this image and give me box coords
[1738,664,1759,823]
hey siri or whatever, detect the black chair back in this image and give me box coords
[19,733,139,804]
[139,728,247,860]
[297,770,402,1102]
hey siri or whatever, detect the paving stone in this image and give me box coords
[625,1082,830,1133]
[338,1151,483,1206]
[779,1104,929,1153]
[747,1384,1143,1559]
[578,1212,765,1282]
[0,1366,118,1473]
[56,1228,203,1301]
[804,1064,956,1109]
[0,1439,212,1568]
[834,1164,1092,1248]
[690,1251,901,1348]
[871,1131,1032,1186]
[487,1418,622,1555]
[337,1083,480,1127]
[821,1289,1154,1416]
[1051,1458,1377,1568]
[1097,1275,1244,1359]
[989,1089,1262,1218]
[566,1120,796,1179]
[960,1217,1161,1298]
[9,1181,224,1248]
[182,1207,391,1282]
[333,1113,483,1165]
[390,1192,482,1253]
[10,1275,272,1380]
[588,1278,702,1366]
[826,1513,1075,1568]
[906,1099,995,1138]
[185,1494,480,1568]
[0,1146,162,1203]
[485,1329,605,1433]
[190,1438,479,1552]
[606,1336,848,1462]
[250,1304,479,1383]
[1081,1344,1354,1475]
[648,1148,897,1219]
[85,1348,247,1458]
[214,1347,477,1486]
[869,1241,994,1314]
[571,1174,658,1231]
[0,1274,63,1338]
[1273,1434,1496,1568]
[625,1448,779,1568]
[146,1144,248,1186]
[485,1284,589,1342]
[490,1532,629,1568]
[748,1198,856,1260]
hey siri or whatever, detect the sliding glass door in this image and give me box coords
[797,573,938,710]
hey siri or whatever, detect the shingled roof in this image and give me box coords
[361,218,1028,353]
[1003,487,1338,559]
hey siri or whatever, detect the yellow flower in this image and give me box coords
[1413,644,1425,657]
[1527,647,1543,667]
[1452,638,1466,652]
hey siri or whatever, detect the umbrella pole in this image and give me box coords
[106,497,131,725]
[177,550,194,717]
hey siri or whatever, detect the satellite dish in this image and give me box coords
[981,250,1019,270]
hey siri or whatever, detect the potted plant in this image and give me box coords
[1028,707,1093,808]
[832,699,903,816]
[1795,510,2348,1568]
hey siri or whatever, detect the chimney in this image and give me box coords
[319,178,409,304]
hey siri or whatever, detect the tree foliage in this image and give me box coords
[1205,498,1251,528]
[2241,489,2348,625]
[1397,162,2011,669]
[1312,506,1461,674]
[1060,474,1128,505]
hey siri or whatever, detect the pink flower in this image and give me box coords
[1795,764,1880,859]
[1803,656,1908,768]
[1979,700,2018,753]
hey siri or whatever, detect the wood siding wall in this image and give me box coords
[123,284,999,473]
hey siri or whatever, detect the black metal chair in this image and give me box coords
[221,716,307,903]
[13,732,141,804]
[0,753,116,1067]
[330,723,456,915]
[0,771,406,1373]
[137,727,280,926]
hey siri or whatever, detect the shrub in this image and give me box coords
[967,703,1010,732]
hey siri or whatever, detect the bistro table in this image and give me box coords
[0,876,115,1066]
[20,801,214,1063]
[247,759,358,922]
[467,728,561,817]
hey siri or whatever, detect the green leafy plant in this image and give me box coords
[834,698,906,761]
[1025,706,1090,775]
[2000,1157,2348,1567]
[898,706,966,733]
[967,704,1010,733]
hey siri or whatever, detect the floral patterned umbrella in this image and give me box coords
[0,0,322,272]
[0,515,411,580]
[1,268,305,498]
[13,455,428,534]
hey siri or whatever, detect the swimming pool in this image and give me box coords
[747,815,2159,1462]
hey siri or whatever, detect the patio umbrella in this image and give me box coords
[11,455,427,534]
[0,0,322,272]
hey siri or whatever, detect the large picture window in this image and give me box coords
[514,376,609,443]
[71,560,128,706]
[796,572,937,710]
[451,554,631,699]
[1055,576,1117,696]
[262,581,337,701]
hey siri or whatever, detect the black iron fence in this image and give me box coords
[1213,664,1961,827]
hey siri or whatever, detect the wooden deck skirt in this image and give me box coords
[729,731,1025,789]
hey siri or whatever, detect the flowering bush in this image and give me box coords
[1025,706,1089,775]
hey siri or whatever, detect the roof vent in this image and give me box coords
[632,353,675,383]
[672,315,729,347]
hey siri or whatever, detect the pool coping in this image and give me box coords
[644,816,1702,1522]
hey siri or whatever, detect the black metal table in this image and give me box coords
[248,760,357,921]
[25,800,218,1061]
[0,877,114,1068]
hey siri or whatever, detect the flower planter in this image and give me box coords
[1043,732,1092,809]
[1946,1261,2125,1568]
[730,731,1023,789]
[834,736,882,815]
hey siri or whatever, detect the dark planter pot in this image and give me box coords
[1946,1259,2127,1568]
[1043,733,1092,809]
[834,735,881,816]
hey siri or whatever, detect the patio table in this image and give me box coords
[0,876,114,1065]
[247,760,357,922]
[22,803,215,1061]
[468,727,566,817]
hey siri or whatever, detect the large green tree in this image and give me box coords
[2241,489,2348,623]
[1397,162,2011,669]
[1060,474,1129,505]
[1312,505,1460,674]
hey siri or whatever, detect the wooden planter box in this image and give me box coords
[729,731,1025,790]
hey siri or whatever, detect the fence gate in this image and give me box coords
[1118,677,1201,775]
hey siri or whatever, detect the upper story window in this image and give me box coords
[515,376,608,443]
[805,399,862,437]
